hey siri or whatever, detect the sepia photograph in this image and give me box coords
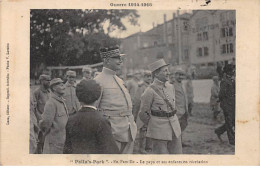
[29,9,236,155]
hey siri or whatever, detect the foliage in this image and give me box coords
[30,9,139,72]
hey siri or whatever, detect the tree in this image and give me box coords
[30,9,139,75]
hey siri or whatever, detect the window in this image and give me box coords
[197,48,203,57]
[184,49,189,60]
[197,33,202,41]
[203,32,208,40]
[204,47,209,56]
[221,43,234,54]
[183,21,189,31]
[221,27,233,37]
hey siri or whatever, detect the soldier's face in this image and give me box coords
[67,75,76,84]
[156,66,170,82]
[144,75,152,84]
[83,71,92,80]
[108,56,123,71]
[175,73,185,83]
[42,79,50,89]
[53,83,65,96]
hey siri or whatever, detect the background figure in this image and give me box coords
[32,74,51,153]
[210,76,220,120]
[126,71,141,105]
[40,78,69,154]
[81,66,93,81]
[64,80,119,154]
[133,70,153,154]
[95,46,137,154]
[63,70,81,116]
[185,75,194,116]
[30,99,40,154]
[215,64,235,145]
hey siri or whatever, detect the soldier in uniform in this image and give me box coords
[32,74,51,153]
[139,59,182,154]
[94,46,137,154]
[133,70,153,153]
[40,78,69,154]
[63,70,81,116]
[210,76,220,120]
[215,64,235,145]
[126,71,141,105]
[174,69,189,133]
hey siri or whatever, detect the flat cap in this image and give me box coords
[50,78,63,87]
[39,74,51,81]
[148,59,169,72]
[66,70,76,77]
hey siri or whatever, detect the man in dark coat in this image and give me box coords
[64,79,119,154]
[215,64,235,145]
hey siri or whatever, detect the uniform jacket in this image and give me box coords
[133,81,149,129]
[185,80,194,104]
[63,106,119,154]
[126,78,138,105]
[219,77,235,115]
[174,82,188,117]
[138,79,181,141]
[210,82,220,106]
[95,67,137,143]
[40,93,68,154]
[32,87,50,121]
[63,82,81,115]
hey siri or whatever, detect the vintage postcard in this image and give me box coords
[0,0,259,165]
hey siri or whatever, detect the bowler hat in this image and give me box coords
[50,78,63,87]
[148,59,169,72]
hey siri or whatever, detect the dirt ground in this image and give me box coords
[134,103,235,154]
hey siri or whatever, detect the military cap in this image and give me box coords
[39,74,51,81]
[143,70,152,76]
[148,59,169,72]
[99,46,125,59]
[50,78,63,87]
[175,68,186,75]
[82,66,92,73]
[66,70,76,77]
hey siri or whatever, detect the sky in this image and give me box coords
[109,10,191,38]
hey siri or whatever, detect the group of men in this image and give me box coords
[30,46,193,154]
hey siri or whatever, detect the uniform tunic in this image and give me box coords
[63,82,81,115]
[40,93,68,154]
[32,87,50,121]
[95,67,137,143]
[139,79,181,141]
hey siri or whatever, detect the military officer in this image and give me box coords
[40,78,69,154]
[63,70,81,116]
[94,46,137,154]
[139,59,182,154]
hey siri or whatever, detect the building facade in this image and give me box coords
[121,10,236,71]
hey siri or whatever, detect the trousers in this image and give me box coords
[151,134,182,154]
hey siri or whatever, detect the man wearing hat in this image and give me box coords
[138,59,182,154]
[215,64,235,145]
[126,70,142,105]
[40,78,69,154]
[81,66,93,81]
[133,70,153,153]
[32,74,51,153]
[63,70,81,116]
[94,46,137,154]
[173,68,189,134]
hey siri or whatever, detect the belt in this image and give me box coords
[101,110,132,117]
[151,110,176,118]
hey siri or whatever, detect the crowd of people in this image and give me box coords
[30,46,236,154]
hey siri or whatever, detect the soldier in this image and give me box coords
[133,70,153,154]
[126,71,141,105]
[215,64,235,145]
[63,70,81,116]
[82,66,93,81]
[174,69,189,133]
[40,78,69,154]
[94,46,137,154]
[139,59,182,154]
[210,76,220,120]
[32,74,51,153]
[185,75,194,116]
